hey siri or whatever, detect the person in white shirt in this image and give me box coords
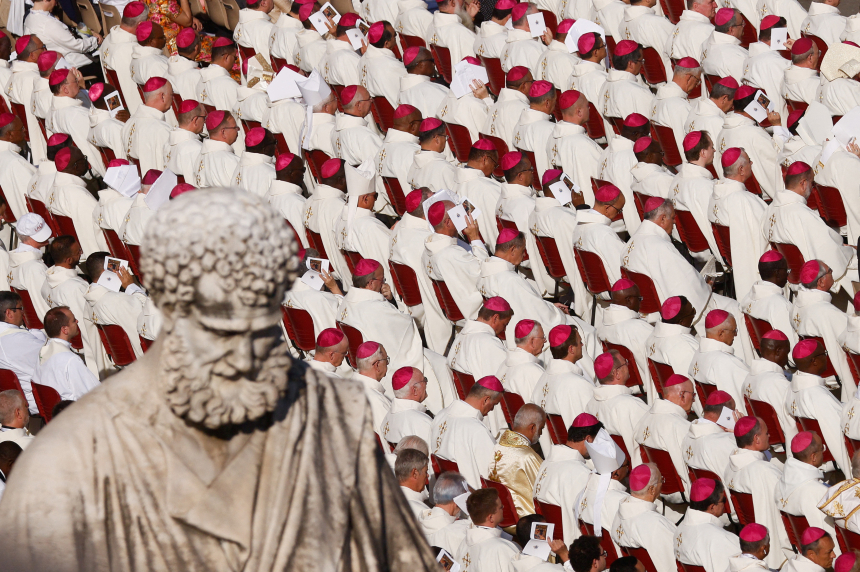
[360,22,407,110]
[88,82,130,162]
[320,12,364,88]
[196,111,241,188]
[684,77,736,168]
[121,77,173,174]
[780,528,836,572]
[0,113,37,224]
[689,309,750,412]
[420,471,472,551]
[683,390,740,484]
[740,251,797,347]
[24,0,101,72]
[49,147,108,258]
[395,447,431,519]
[381,366,433,447]
[454,488,520,572]
[674,478,741,572]
[306,327,348,378]
[728,523,772,572]
[49,68,105,176]
[233,0,275,66]
[501,2,551,74]
[100,1,148,115]
[331,85,384,169]
[598,41,653,126]
[397,47,451,121]
[743,16,792,117]
[651,58,702,160]
[33,306,99,401]
[407,118,458,192]
[232,127,275,195]
[0,291,48,414]
[703,8,749,81]
[623,0,674,79]
[8,213,52,325]
[166,28,202,102]
[130,22,169,87]
[6,35,48,163]
[196,38,240,113]
[800,0,846,46]
[353,340,393,439]
[743,330,796,447]
[0,390,34,450]
[665,0,717,61]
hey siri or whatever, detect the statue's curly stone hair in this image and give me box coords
[140,188,298,315]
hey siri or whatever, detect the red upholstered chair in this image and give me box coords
[653,124,682,168]
[739,14,757,48]
[330,84,346,112]
[237,44,256,64]
[430,278,465,323]
[794,418,835,464]
[281,306,317,356]
[430,454,460,475]
[640,444,686,499]
[534,235,568,300]
[800,335,839,380]
[647,359,674,399]
[30,382,61,422]
[304,229,329,260]
[586,103,608,141]
[104,68,130,110]
[452,370,476,400]
[10,103,29,141]
[674,209,711,254]
[429,44,453,83]
[0,186,15,224]
[481,478,519,528]
[304,149,331,183]
[602,341,645,393]
[693,380,717,406]
[371,96,395,133]
[139,336,152,352]
[382,176,408,216]
[103,229,132,261]
[801,33,828,66]
[400,34,426,49]
[743,314,773,353]
[728,489,756,525]
[0,369,24,393]
[642,47,668,85]
[573,247,614,325]
[744,172,765,199]
[500,391,525,426]
[620,546,659,572]
[270,56,286,72]
[54,214,80,243]
[781,511,809,553]
[609,433,630,462]
[835,525,860,553]
[677,562,707,572]
[446,123,474,163]
[336,321,363,367]
[534,499,565,541]
[96,323,137,367]
[389,262,423,308]
[125,244,144,283]
[688,467,733,515]
[815,184,849,230]
[517,148,542,190]
[26,196,60,238]
[546,413,568,445]
[620,268,662,315]
[240,119,261,133]
[786,99,808,112]
[712,222,732,267]
[479,56,505,95]
[478,133,509,177]
[846,349,860,388]
[770,243,804,285]
[272,132,291,158]
[10,287,43,329]
[744,397,786,446]
[340,249,362,275]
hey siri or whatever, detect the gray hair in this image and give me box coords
[356,345,384,372]
[644,199,674,222]
[801,260,827,289]
[143,79,172,102]
[394,435,429,456]
[514,321,541,345]
[674,64,703,78]
[394,448,428,482]
[705,313,735,336]
[723,150,750,178]
[392,368,421,399]
[0,390,26,425]
[632,462,661,494]
[513,403,546,430]
[433,471,470,504]
[312,91,335,113]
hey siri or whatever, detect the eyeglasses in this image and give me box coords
[601,551,608,558]
[9,308,22,312]
[373,356,391,366]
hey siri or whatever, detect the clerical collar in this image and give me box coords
[1,425,18,431]
[740,554,759,560]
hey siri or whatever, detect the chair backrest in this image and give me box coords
[677,562,707,572]
[26,197,59,238]
[481,478,519,528]
[704,74,719,93]
[431,454,460,475]
[451,369,476,400]
[799,335,838,379]
[272,132,291,158]
[382,176,408,216]
[794,417,835,464]
[103,68,129,109]
[743,314,773,353]
[479,56,505,95]
[389,262,422,307]
[770,243,804,285]
[429,44,453,83]
[500,391,525,427]
[744,172,764,198]
[139,336,152,353]
[478,133,509,177]
[97,144,117,166]
[238,44,256,65]
[609,433,630,462]
[602,341,645,391]
[674,209,711,253]
[446,123,474,163]
[534,236,567,280]
[739,14,757,47]
[836,525,860,554]
[371,96,395,133]
[54,214,80,243]
[711,222,732,267]
[688,467,732,515]
[815,185,848,229]
[96,323,137,367]
[125,244,144,283]
[780,510,809,553]
[802,33,828,64]
[693,380,717,406]
[652,124,682,168]
[574,248,613,295]
[340,249,362,275]
[401,34,426,49]
[744,396,786,445]
[270,56,286,72]
[0,186,15,224]
[641,47,668,85]
[517,148,542,190]
[620,546,659,572]
[786,99,809,113]
[10,103,28,141]
[631,191,650,221]
[10,287,43,330]
[30,381,61,422]
[0,369,23,393]
[647,358,674,399]
[283,306,317,352]
[728,489,756,525]
[846,349,860,388]
[430,278,465,323]
[101,4,123,30]
[304,149,331,183]
[546,413,568,445]
[336,321,364,367]
[585,103,608,141]
[305,229,329,260]
[221,0,241,29]
[620,269,662,314]
[240,119,261,134]
[639,444,684,496]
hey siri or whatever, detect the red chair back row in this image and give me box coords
[30,381,61,422]
[744,397,786,446]
[647,358,674,398]
[281,306,317,353]
[389,261,423,307]
[96,323,137,367]
[620,268,661,315]
[794,418,835,463]
[481,478,519,528]
[10,287,43,330]
[546,413,568,445]
[640,444,685,497]
[336,321,364,368]
[452,369,476,400]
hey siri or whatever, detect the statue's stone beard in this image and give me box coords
[161,329,293,430]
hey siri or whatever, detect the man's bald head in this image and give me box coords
[0,33,11,61]
[512,403,547,444]
[393,107,423,135]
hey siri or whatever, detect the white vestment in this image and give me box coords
[715,115,779,201]
[6,60,46,163]
[233,9,274,65]
[481,88,529,149]
[814,148,860,254]
[431,399,496,488]
[572,208,626,287]
[496,347,545,401]
[475,20,508,60]
[776,457,837,546]
[684,98,727,171]
[586,383,650,464]
[598,136,641,234]
[799,3,846,45]
[689,337,750,414]
[665,10,715,61]
[32,338,99,401]
[537,41,580,90]
[598,69,653,129]
[296,30,327,74]
[89,108,127,161]
[303,184,351,286]
[702,32,748,81]
[531,359,595,429]
[631,162,674,200]
[163,129,203,184]
[610,495,677,572]
[597,304,656,401]
[195,139,240,188]
[119,194,155,246]
[634,398,692,496]
[453,525,520,572]
[381,398,432,448]
[682,418,737,483]
[196,65,239,112]
[739,281,798,346]
[101,26,143,114]
[120,105,172,174]
[0,140,37,222]
[165,56,200,102]
[547,121,603,204]
[397,74,451,121]
[818,78,860,116]
[129,45,169,87]
[674,508,741,572]
[49,172,107,258]
[501,29,546,75]
[428,12,478,67]
[743,43,790,117]
[783,66,821,105]
[743,358,796,446]
[456,167,502,250]
[624,6,674,79]
[94,189,134,235]
[651,82,692,161]
[0,322,45,414]
[266,180,308,248]
[407,150,458,193]
[533,444,592,544]
[570,60,608,105]
[424,232,489,321]
[263,99,306,159]
[84,282,147,358]
[672,163,722,263]
[353,372,392,438]
[232,152,275,196]
[332,112,384,166]
[512,108,555,181]
[283,280,341,339]
[50,96,105,176]
[578,476,629,552]
[322,39,361,86]
[359,45,407,109]
[438,91,492,142]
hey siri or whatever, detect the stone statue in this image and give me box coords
[0,189,438,572]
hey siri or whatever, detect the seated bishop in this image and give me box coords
[496,319,546,402]
[683,390,739,486]
[486,403,545,518]
[578,433,630,555]
[688,310,751,415]
[743,330,796,445]
[740,251,798,346]
[381,367,433,448]
[675,478,741,572]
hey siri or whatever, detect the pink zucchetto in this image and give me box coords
[142,169,162,185]
[716,76,739,89]
[420,117,443,132]
[54,147,72,171]
[734,416,758,437]
[136,21,153,42]
[212,36,234,48]
[800,260,822,284]
[177,28,196,49]
[801,527,826,546]
[661,296,682,320]
[715,7,735,25]
[664,374,688,387]
[317,328,344,347]
[705,390,732,406]
[354,259,381,277]
[497,228,519,244]
[739,523,769,542]
[245,127,267,147]
[614,40,638,56]
[759,250,783,263]
[557,18,575,33]
[497,0,517,8]
[786,161,811,176]
[690,478,716,502]
[791,431,814,453]
[37,50,59,73]
[594,352,615,378]
[624,113,648,127]
[14,36,30,56]
[855,291,860,313]
[528,80,553,98]
[321,158,343,179]
[611,278,636,291]
[476,375,504,392]
[760,15,780,30]
[549,324,573,347]
[683,131,702,151]
[577,32,596,54]
[644,196,665,213]
[633,136,652,154]
[501,151,523,171]
[595,184,620,202]
[123,1,145,17]
[405,189,423,212]
[721,147,742,168]
[483,296,511,312]
[507,66,529,82]
[170,183,195,198]
[108,159,129,168]
[514,319,536,339]
[367,21,384,43]
[205,110,226,132]
[275,153,296,171]
[178,99,200,114]
[403,46,421,66]
[48,69,69,86]
[676,57,700,68]
[762,329,789,341]
[298,4,313,20]
[339,12,360,27]
[341,85,358,105]
[573,413,599,427]
[846,41,860,48]
[394,104,417,119]
[356,341,380,359]
[88,82,105,102]
[473,139,496,152]
[392,367,415,390]
[735,85,756,99]
[511,2,529,20]
[558,89,581,110]
[793,339,820,360]
[428,201,446,226]
[461,56,481,66]
[143,76,167,93]
[791,37,813,55]
[835,553,857,572]
[705,309,729,329]
[47,133,68,146]
[629,464,652,490]
[541,169,562,186]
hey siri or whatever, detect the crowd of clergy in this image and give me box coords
[6,0,860,568]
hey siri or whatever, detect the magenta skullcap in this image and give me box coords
[136,20,153,42]
[245,127,267,147]
[321,158,343,179]
[88,82,105,102]
[573,412,599,427]
[123,1,145,17]
[846,41,860,48]
[14,35,30,56]
[142,169,162,185]
[740,523,769,542]
[212,36,234,48]
[721,147,742,168]
[791,37,813,55]
[483,296,511,312]
[476,375,504,392]
[497,228,519,244]
[514,319,536,339]
[528,80,553,98]
[419,117,443,132]
[644,196,665,213]
[855,291,860,313]
[558,89,581,110]
[629,464,652,490]
[275,153,296,171]
[611,278,637,291]
[835,553,857,572]
[37,50,59,73]
[735,85,756,100]
[341,85,359,105]
[501,151,523,171]
[299,4,313,20]
[541,169,562,186]
[716,76,739,89]
[354,258,381,277]
[403,46,421,66]
[557,18,575,33]
[762,329,789,341]
[473,138,496,152]
[511,2,529,20]
[339,12,360,26]
[706,390,732,406]
[787,109,804,128]
[715,7,735,25]
[676,56,700,68]
[578,32,596,54]
[143,76,167,93]
[356,341,380,359]
[624,113,648,127]
[801,527,827,546]
[793,339,820,360]
[392,367,415,390]
[690,478,716,502]
[428,201,446,226]
[367,21,384,43]
[107,158,129,168]
[170,183,195,198]
[705,308,729,329]
[614,40,638,56]
[47,133,68,146]
[0,114,13,129]
[317,328,345,347]
[48,69,69,87]
[661,296,682,319]
[405,189,423,212]
[394,104,417,119]
[683,131,703,151]
[496,0,517,8]
[760,15,780,30]
[595,184,620,202]
[664,374,689,387]
[800,260,822,284]
[760,250,783,263]
[734,416,758,437]
[178,99,199,114]
[205,110,225,131]
[548,324,572,347]
[594,352,615,378]
[54,147,72,171]
[787,161,811,176]
[633,136,652,154]
[461,56,481,66]
[176,27,197,49]
[791,431,814,453]
[507,66,529,82]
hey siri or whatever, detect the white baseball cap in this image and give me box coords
[17,213,52,243]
